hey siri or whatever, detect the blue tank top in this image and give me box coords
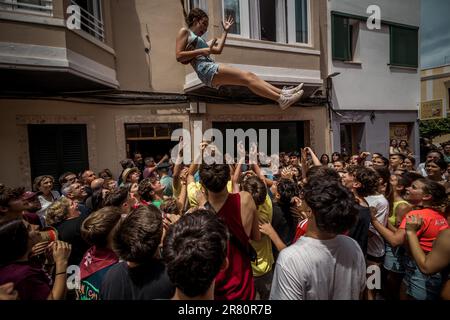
[186,29,214,65]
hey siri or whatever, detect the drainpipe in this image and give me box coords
[326,73,340,153]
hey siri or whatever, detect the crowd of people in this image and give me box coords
[0,140,449,301]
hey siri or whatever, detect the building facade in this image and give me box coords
[326,0,421,157]
[0,0,329,188]
[421,63,450,119]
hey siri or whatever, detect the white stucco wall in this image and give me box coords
[328,0,421,111]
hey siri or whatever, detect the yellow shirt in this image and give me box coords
[250,194,274,277]
[187,181,232,207]
[389,200,409,226]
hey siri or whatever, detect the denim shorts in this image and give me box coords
[194,60,219,89]
[402,255,443,300]
[383,243,406,273]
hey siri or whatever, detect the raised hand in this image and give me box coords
[52,240,71,266]
[259,222,275,237]
[405,214,423,232]
[222,16,234,32]
[281,167,293,180]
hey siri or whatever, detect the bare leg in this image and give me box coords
[212,64,280,101]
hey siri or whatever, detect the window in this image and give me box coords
[287,0,308,44]
[214,121,305,154]
[331,13,361,62]
[0,0,53,15]
[223,0,249,37]
[188,0,208,12]
[124,123,183,159]
[28,124,89,188]
[71,0,104,41]
[222,0,309,44]
[390,26,418,68]
[340,123,364,155]
[332,14,351,61]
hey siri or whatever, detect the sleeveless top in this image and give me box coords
[389,200,409,226]
[186,29,215,66]
[214,193,255,300]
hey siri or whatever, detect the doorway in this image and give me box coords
[124,123,182,161]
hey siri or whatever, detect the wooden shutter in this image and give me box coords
[332,14,351,61]
[28,124,89,188]
[390,26,418,68]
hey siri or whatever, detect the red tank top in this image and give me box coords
[214,193,255,300]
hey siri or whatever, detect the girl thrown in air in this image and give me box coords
[175,4,304,111]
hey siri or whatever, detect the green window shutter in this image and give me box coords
[390,26,418,68]
[332,14,351,61]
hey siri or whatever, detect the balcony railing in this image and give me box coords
[0,0,53,16]
[71,0,104,42]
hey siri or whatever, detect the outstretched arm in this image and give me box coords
[304,147,321,166]
[260,222,287,252]
[370,207,405,247]
[209,16,234,54]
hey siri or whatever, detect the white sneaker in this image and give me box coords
[281,83,304,96]
[278,89,304,110]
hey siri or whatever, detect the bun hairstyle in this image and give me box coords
[180,0,208,27]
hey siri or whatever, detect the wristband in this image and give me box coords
[55,271,66,276]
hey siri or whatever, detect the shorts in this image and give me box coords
[195,60,219,89]
[383,243,406,273]
[402,255,443,300]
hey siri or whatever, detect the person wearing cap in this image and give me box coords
[120,167,140,187]
[22,191,43,228]
[157,162,173,197]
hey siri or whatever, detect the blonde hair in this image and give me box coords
[46,197,71,226]
[33,175,54,192]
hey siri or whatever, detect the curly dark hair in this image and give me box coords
[277,178,299,207]
[303,179,358,234]
[180,0,208,27]
[353,167,379,197]
[138,178,155,202]
[163,208,228,297]
[241,175,267,206]
[103,187,129,208]
[0,186,25,208]
[199,164,230,193]
[113,205,163,263]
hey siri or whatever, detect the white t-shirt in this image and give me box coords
[37,190,61,225]
[270,235,366,300]
[364,194,389,258]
